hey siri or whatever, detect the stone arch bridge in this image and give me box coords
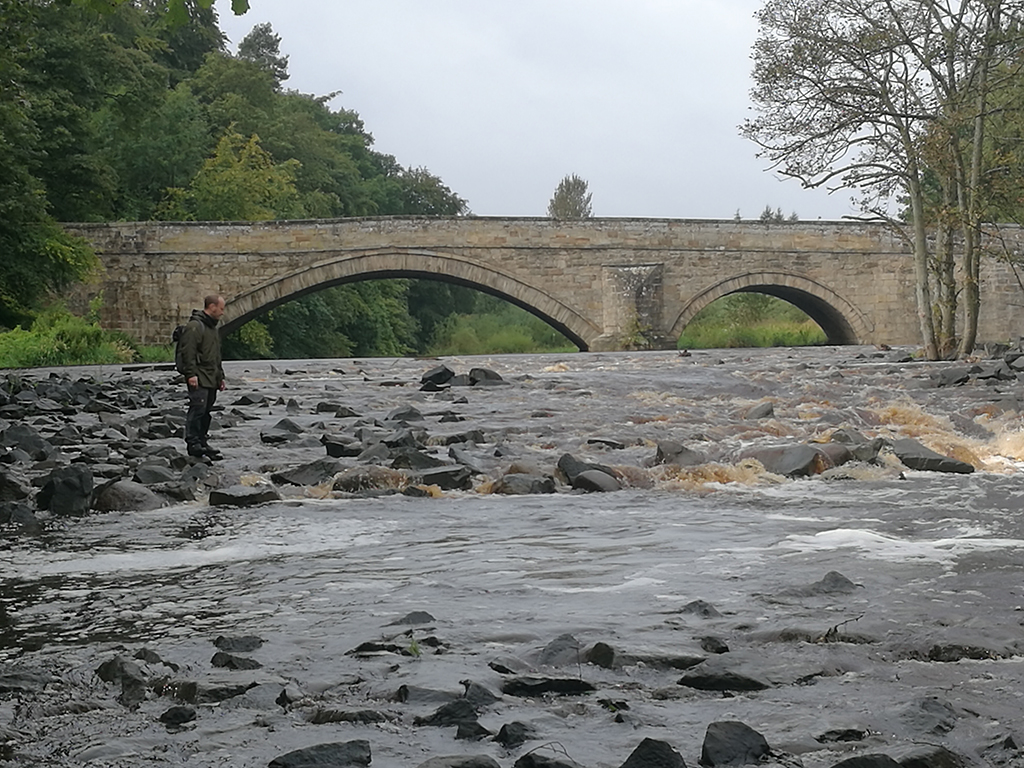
[65,217,1024,350]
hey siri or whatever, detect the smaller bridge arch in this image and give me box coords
[221,248,601,350]
[669,272,872,345]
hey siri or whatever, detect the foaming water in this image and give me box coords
[6,348,1024,766]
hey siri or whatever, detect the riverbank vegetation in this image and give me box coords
[677,293,826,349]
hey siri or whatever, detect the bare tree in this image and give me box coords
[742,0,1024,359]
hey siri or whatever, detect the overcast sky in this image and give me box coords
[215,0,858,221]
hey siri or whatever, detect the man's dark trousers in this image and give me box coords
[185,385,217,452]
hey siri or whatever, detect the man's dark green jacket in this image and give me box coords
[179,309,224,388]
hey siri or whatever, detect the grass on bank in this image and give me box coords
[677,293,826,349]
[426,299,577,355]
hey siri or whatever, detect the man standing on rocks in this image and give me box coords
[179,294,227,460]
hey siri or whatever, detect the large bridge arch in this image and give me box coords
[670,272,872,345]
[222,248,601,350]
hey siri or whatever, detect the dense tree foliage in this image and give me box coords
[547,174,593,219]
[1,1,505,359]
[743,0,1024,359]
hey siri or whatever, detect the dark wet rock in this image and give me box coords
[740,444,831,477]
[37,465,93,516]
[895,745,968,768]
[584,641,616,668]
[357,442,392,463]
[271,458,345,486]
[333,465,407,492]
[557,452,615,484]
[416,465,473,490]
[929,367,972,388]
[488,655,531,675]
[502,676,596,697]
[93,480,163,512]
[322,435,363,458]
[653,440,708,467]
[815,442,853,467]
[387,405,424,422]
[394,684,459,704]
[700,721,770,766]
[208,485,282,507]
[700,637,730,654]
[626,652,705,671]
[383,427,426,449]
[620,737,688,768]
[416,757,501,768]
[830,756,902,768]
[815,728,869,743]
[469,367,505,385]
[456,720,492,740]
[536,633,583,665]
[461,680,500,708]
[927,643,1002,661]
[0,501,42,533]
[260,427,301,444]
[588,436,627,449]
[678,668,770,692]
[449,446,486,474]
[0,668,54,693]
[496,720,536,748]
[134,464,180,485]
[1,424,52,458]
[413,698,478,726]
[153,678,257,704]
[492,472,556,495]
[268,740,371,767]
[433,429,486,445]
[781,570,859,597]
[211,651,262,670]
[214,635,264,653]
[681,599,722,618]
[574,468,621,492]
[391,447,451,470]
[308,708,391,724]
[159,705,196,726]
[745,401,775,420]
[900,696,958,735]
[388,610,436,626]
[97,655,145,685]
[892,439,974,473]
[0,470,30,502]
[515,754,577,768]
[421,364,456,387]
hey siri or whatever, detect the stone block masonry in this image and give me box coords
[63,217,1024,350]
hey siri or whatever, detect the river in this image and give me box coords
[2,347,1023,768]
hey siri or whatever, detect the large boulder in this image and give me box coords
[208,485,282,507]
[93,480,163,512]
[37,465,93,516]
[620,737,688,768]
[700,721,770,766]
[268,740,371,767]
[741,444,831,477]
[892,439,974,473]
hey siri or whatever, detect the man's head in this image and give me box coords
[204,294,226,321]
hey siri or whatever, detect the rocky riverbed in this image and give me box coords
[2,346,1024,768]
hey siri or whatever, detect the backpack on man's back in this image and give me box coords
[172,324,187,374]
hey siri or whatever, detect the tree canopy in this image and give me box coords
[547,174,593,219]
[0,1,488,358]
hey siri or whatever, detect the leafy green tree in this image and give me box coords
[158,129,304,220]
[71,0,250,28]
[547,174,593,219]
[238,22,289,87]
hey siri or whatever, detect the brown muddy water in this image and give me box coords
[2,346,1024,767]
